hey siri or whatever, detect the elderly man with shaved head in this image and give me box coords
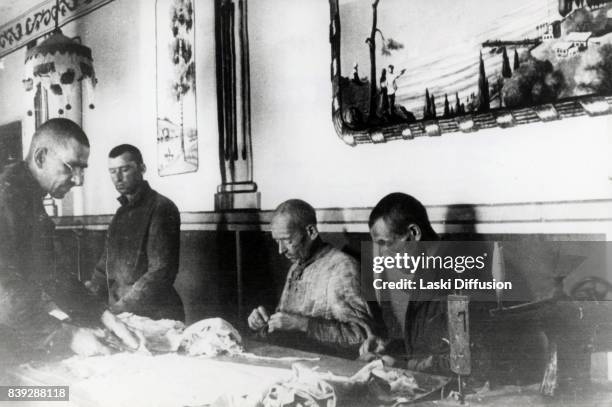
[247,199,381,359]
[0,118,137,367]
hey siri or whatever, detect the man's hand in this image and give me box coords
[268,312,308,333]
[358,335,390,362]
[247,306,270,331]
[100,310,140,350]
[108,301,126,314]
[359,334,388,355]
[83,280,102,295]
[69,327,111,357]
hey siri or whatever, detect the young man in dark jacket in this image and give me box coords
[86,144,184,321]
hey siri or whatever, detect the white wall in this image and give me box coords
[0,47,26,129]
[0,0,611,223]
[74,0,220,214]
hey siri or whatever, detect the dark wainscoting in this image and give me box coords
[53,227,606,329]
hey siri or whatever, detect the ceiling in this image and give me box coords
[0,0,46,27]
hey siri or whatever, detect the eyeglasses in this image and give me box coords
[49,149,86,178]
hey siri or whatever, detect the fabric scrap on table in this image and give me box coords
[180,318,244,357]
[116,312,185,353]
[259,364,336,407]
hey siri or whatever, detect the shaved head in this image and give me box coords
[271,199,319,263]
[27,118,89,159]
[26,118,90,198]
[273,199,317,229]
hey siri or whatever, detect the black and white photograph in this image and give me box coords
[0,0,611,406]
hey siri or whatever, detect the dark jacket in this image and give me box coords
[404,268,450,369]
[89,181,184,321]
[0,162,103,352]
[403,241,497,374]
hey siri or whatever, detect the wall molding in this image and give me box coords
[53,198,612,235]
[0,0,116,58]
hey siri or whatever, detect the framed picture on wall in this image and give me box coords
[329,0,612,145]
[156,0,199,176]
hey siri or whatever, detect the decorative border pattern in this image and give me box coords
[328,0,612,146]
[0,0,116,58]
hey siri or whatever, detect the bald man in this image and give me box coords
[248,199,380,359]
[0,118,137,364]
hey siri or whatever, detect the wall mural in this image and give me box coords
[329,0,612,145]
[156,0,198,176]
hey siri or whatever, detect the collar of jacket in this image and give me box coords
[297,236,331,268]
[16,161,47,198]
[117,180,151,207]
[288,237,331,283]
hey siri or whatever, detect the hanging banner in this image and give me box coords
[156,0,199,176]
[0,0,115,59]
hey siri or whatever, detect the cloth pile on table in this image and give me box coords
[321,359,427,404]
[180,317,244,356]
[112,314,243,356]
[366,364,425,404]
[115,313,185,353]
[259,364,337,407]
[213,360,445,407]
[212,364,336,407]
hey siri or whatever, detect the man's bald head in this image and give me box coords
[27,118,89,158]
[271,199,319,263]
[26,118,90,199]
[273,199,317,229]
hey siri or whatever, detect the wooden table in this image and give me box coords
[7,340,447,406]
[8,341,612,407]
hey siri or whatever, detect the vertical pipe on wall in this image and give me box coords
[214,0,260,210]
[239,0,252,177]
[235,230,243,321]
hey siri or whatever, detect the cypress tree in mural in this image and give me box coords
[170,0,195,159]
[502,47,512,78]
[430,93,437,118]
[443,94,450,117]
[514,49,520,70]
[455,92,461,116]
[477,52,490,112]
[423,88,431,119]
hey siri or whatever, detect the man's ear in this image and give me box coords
[407,223,422,242]
[33,147,47,169]
[139,163,147,174]
[305,224,319,241]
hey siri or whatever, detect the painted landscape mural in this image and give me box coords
[338,0,612,129]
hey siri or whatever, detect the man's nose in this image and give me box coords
[278,241,287,255]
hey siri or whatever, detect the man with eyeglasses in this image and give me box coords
[0,118,139,367]
[84,144,184,322]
